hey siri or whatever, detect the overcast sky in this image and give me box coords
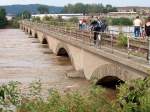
[0,0,149,7]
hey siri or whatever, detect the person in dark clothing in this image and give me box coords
[145,16,150,37]
[101,19,108,32]
[90,18,99,44]
[145,16,150,61]
[90,18,107,44]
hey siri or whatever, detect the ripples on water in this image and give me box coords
[0,29,90,93]
[0,29,117,100]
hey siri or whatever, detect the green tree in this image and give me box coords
[0,7,7,28]
[37,5,49,14]
[43,16,54,21]
[62,3,118,14]
[105,5,118,13]
[17,10,31,19]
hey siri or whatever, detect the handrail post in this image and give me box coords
[82,31,84,43]
[75,29,77,39]
[90,31,92,46]
[148,37,150,64]
[127,36,130,59]
[111,34,114,53]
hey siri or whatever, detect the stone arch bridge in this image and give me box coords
[20,21,150,84]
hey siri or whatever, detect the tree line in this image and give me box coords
[62,3,118,14]
[0,7,7,28]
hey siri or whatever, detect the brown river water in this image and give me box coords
[0,29,117,101]
[0,29,90,94]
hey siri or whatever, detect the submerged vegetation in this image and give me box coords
[108,17,133,26]
[0,77,150,112]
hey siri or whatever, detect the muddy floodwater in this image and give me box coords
[0,29,90,93]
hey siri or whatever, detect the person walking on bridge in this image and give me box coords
[145,17,150,37]
[145,16,150,61]
[133,16,142,38]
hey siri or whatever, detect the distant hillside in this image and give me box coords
[1,4,64,15]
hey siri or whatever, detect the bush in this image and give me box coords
[0,81,21,111]
[32,17,41,22]
[115,77,150,112]
[42,16,54,21]
[117,33,128,47]
[18,86,114,112]
[1,78,150,112]
[8,19,20,28]
[68,17,79,23]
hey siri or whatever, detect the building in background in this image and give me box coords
[6,14,16,20]
[32,13,84,20]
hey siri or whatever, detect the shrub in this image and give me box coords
[2,78,150,112]
[68,17,79,23]
[8,18,20,28]
[0,81,21,111]
[18,86,114,112]
[115,77,150,112]
[117,33,128,47]
[42,16,54,21]
[32,17,41,22]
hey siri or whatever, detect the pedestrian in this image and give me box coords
[145,16,150,61]
[79,19,83,30]
[145,16,150,37]
[82,18,87,30]
[90,17,98,44]
[101,18,108,32]
[133,16,142,38]
[90,17,103,45]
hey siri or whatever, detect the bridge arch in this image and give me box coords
[29,30,32,35]
[96,76,124,88]
[42,37,48,44]
[91,64,128,86]
[24,27,26,32]
[34,33,38,38]
[26,28,28,33]
[56,43,75,68]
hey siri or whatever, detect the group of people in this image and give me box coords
[133,16,150,38]
[90,16,108,44]
[78,16,108,44]
[78,15,150,45]
[79,18,87,30]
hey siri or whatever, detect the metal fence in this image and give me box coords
[22,20,149,62]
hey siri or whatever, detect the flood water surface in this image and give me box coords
[0,29,90,93]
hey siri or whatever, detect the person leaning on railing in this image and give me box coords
[133,16,142,38]
[145,16,150,61]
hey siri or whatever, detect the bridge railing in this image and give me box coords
[22,21,149,62]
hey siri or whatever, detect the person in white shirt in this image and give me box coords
[133,16,142,37]
[79,19,83,30]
